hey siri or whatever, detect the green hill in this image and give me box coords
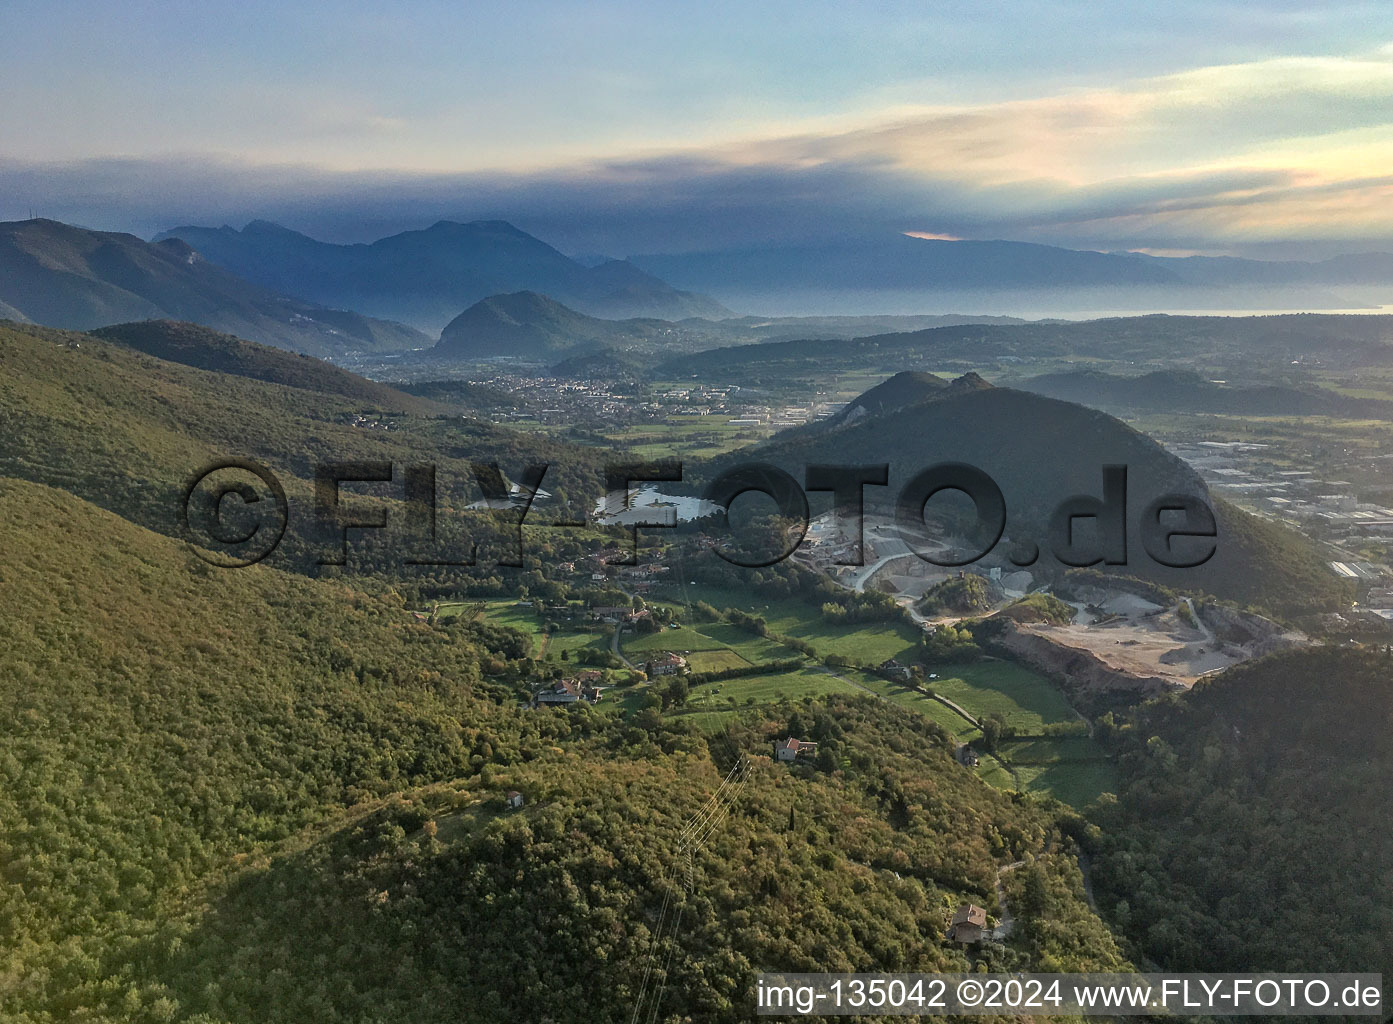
[91,320,441,412]
[548,344,649,380]
[833,370,949,424]
[0,320,609,562]
[0,218,430,357]
[0,477,1123,1021]
[1090,646,1393,981]
[0,477,508,1020]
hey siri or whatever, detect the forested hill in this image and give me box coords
[715,374,1347,617]
[1090,646,1393,984]
[0,320,610,566]
[91,320,443,413]
[431,291,669,360]
[0,476,1124,1021]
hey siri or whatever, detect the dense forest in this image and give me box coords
[1089,647,1393,981]
[2,319,1389,1022]
[0,477,1122,1022]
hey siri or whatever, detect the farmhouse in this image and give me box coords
[877,658,912,683]
[535,679,582,705]
[948,903,988,944]
[504,791,525,810]
[774,737,817,762]
[534,674,605,707]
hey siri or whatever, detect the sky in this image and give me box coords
[3,1,1393,258]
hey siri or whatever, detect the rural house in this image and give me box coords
[877,658,912,683]
[948,904,988,944]
[774,737,818,762]
[646,652,688,676]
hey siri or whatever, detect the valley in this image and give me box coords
[12,7,1393,1020]
[4,246,1393,1023]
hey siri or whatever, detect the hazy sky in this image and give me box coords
[4,1,1393,257]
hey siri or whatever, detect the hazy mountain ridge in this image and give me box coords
[632,234,1393,312]
[0,219,430,358]
[156,218,733,329]
[1020,367,1393,419]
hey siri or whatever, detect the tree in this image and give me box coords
[980,713,1009,752]
[663,675,690,709]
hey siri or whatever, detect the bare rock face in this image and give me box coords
[1197,604,1306,657]
[984,619,1177,713]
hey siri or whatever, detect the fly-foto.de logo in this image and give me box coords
[181,458,1217,571]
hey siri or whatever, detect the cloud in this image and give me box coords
[7,47,1393,257]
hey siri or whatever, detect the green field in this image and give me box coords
[448,599,612,662]
[1000,737,1120,808]
[601,416,772,459]
[685,649,751,673]
[673,583,922,664]
[463,591,1115,807]
[619,606,809,672]
[682,667,859,707]
[624,624,720,652]
[922,661,1081,733]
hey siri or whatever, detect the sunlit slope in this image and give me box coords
[0,477,514,1020]
[0,321,607,552]
[0,478,1124,1022]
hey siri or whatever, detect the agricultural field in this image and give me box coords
[684,649,750,673]
[851,672,985,739]
[620,607,810,669]
[446,599,613,662]
[600,417,770,459]
[623,624,720,653]
[680,667,859,710]
[671,583,923,664]
[462,590,1116,807]
[998,737,1120,808]
[923,661,1082,734]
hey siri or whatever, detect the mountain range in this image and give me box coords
[418,292,1041,362]
[0,219,429,358]
[156,219,732,330]
[632,234,1393,315]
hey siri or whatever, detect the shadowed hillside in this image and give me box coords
[0,219,430,357]
[1091,646,1393,984]
[91,320,443,412]
[726,373,1347,617]
[158,219,732,330]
